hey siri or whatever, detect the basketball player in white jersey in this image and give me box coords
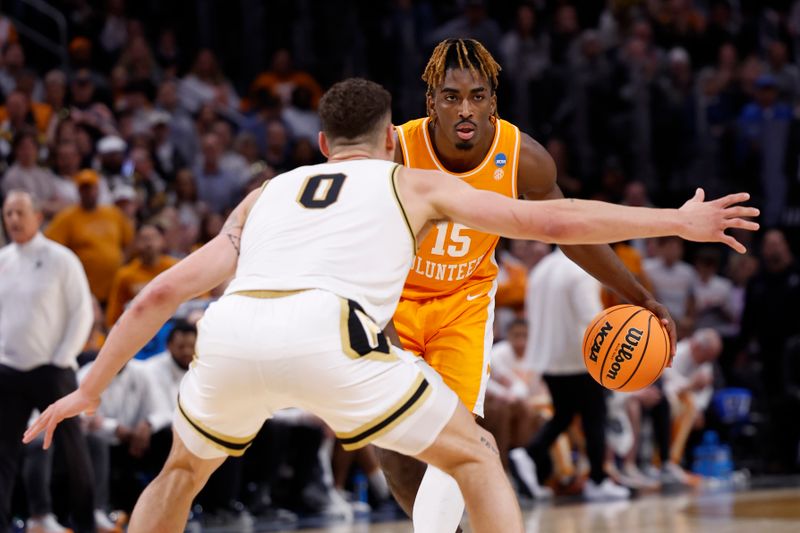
[24,79,758,533]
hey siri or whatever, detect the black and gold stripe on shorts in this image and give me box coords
[336,373,431,451]
[177,397,257,457]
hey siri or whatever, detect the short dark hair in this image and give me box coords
[167,319,197,344]
[319,78,391,144]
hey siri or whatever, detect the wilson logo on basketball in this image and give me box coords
[605,327,644,380]
[589,322,613,362]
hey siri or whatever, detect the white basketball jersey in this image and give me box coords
[225,159,415,327]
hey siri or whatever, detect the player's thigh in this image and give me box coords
[425,306,492,416]
[175,353,273,460]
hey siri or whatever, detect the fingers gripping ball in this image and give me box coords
[583,305,670,392]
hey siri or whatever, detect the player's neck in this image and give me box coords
[327,147,376,162]
[429,120,495,173]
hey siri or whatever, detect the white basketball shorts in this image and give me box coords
[174,290,459,459]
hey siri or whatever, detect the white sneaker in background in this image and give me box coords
[661,462,690,486]
[509,448,554,500]
[26,513,73,533]
[619,463,661,490]
[93,509,119,533]
[324,486,355,522]
[583,478,632,501]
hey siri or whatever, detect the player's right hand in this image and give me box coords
[677,189,759,253]
[23,387,101,449]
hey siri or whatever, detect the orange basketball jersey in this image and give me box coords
[396,117,521,300]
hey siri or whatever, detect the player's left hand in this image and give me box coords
[641,297,676,364]
[23,388,101,449]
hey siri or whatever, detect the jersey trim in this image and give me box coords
[177,396,257,457]
[421,117,502,178]
[390,164,417,252]
[396,126,411,167]
[336,373,431,450]
[510,125,521,199]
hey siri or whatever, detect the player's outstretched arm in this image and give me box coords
[23,189,262,449]
[405,169,759,252]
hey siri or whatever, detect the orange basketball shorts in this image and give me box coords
[393,281,495,417]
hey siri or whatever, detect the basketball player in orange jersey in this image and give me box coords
[379,38,680,531]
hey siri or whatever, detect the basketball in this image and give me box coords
[583,304,670,392]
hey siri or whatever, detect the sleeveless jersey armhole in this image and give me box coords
[389,164,417,252]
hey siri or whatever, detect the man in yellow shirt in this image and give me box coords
[45,169,134,304]
[105,223,178,328]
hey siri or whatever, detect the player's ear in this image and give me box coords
[318,131,330,158]
[385,123,396,153]
[490,92,497,116]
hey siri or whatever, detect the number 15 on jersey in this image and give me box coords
[430,222,471,258]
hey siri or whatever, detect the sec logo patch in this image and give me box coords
[493,168,504,180]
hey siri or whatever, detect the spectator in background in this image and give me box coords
[1,129,61,217]
[494,239,550,338]
[234,132,262,166]
[43,70,69,137]
[692,247,735,332]
[148,109,186,182]
[663,328,723,466]
[45,169,134,305]
[141,320,196,433]
[428,0,503,59]
[178,49,239,114]
[523,248,630,501]
[0,41,36,98]
[98,0,129,65]
[484,319,548,482]
[737,74,793,227]
[155,79,197,163]
[51,141,81,208]
[0,91,38,160]
[105,222,177,327]
[115,35,160,85]
[765,40,800,105]
[0,191,96,533]
[193,132,241,213]
[739,229,800,471]
[645,237,696,337]
[95,134,129,198]
[0,11,17,50]
[80,357,159,516]
[500,3,550,134]
[263,120,292,173]
[129,146,165,216]
[249,49,323,109]
[212,119,249,187]
[282,86,322,143]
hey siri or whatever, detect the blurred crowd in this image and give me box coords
[1,0,800,531]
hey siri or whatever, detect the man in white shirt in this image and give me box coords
[142,320,196,432]
[644,237,697,336]
[0,191,95,532]
[523,248,630,501]
[81,358,158,518]
[662,328,722,464]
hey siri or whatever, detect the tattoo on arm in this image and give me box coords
[480,435,499,456]
[221,208,244,255]
[226,232,241,255]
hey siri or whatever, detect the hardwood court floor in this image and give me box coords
[293,487,800,533]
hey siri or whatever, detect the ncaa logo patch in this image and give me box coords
[494,153,507,167]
